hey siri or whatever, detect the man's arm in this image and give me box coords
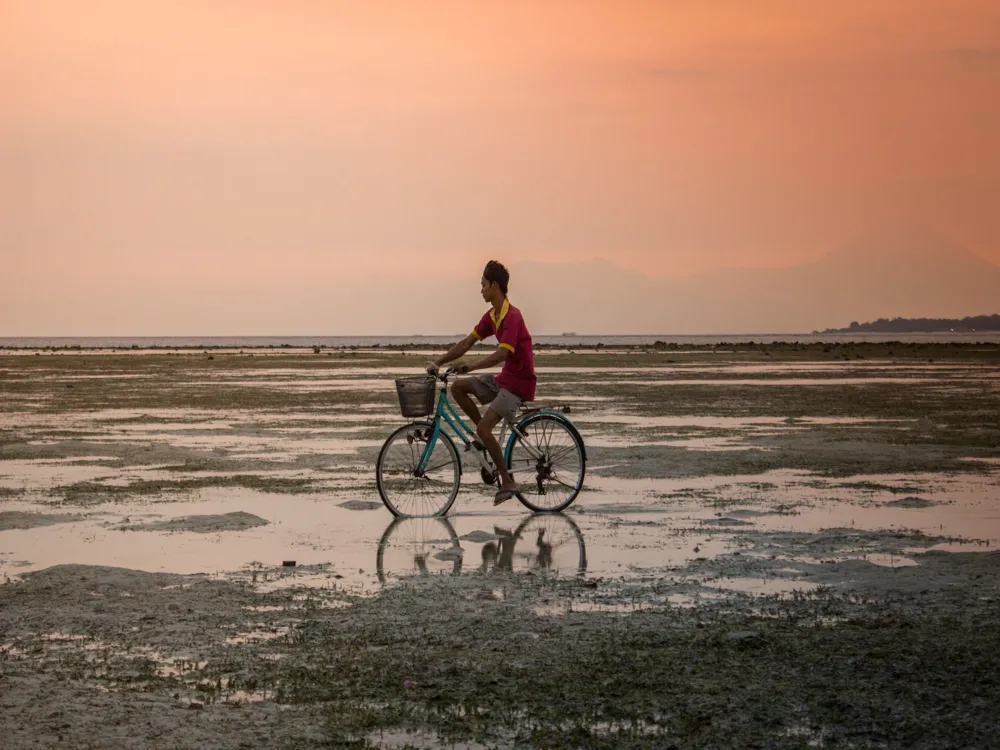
[464,347,509,372]
[431,333,479,370]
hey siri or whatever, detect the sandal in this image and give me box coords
[493,488,517,505]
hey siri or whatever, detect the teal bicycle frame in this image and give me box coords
[417,380,501,476]
[416,376,582,478]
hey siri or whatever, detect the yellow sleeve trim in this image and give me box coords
[471,330,482,341]
[498,343,515,353]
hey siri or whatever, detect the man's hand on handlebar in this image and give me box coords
[426,362,470,377]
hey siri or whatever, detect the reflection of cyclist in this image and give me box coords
[427,260,536,505]
[480,526,556,574]
[535,529,553,570]
[480,527,517,573]
[413,553,429,576]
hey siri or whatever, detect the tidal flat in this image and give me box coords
[1,343,999,748]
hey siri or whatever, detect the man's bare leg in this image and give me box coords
[477,409,517,502]
[450,379,482,426]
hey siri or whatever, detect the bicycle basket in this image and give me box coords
[394,376,437,417]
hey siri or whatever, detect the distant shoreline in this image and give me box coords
[4,331,1000,351]
[821,314,1000,334]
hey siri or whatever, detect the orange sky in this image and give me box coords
[2,1,999,334]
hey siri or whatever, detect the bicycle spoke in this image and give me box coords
[422,459,455,474]
[547,444,578,463]
[378,425,460,516]
[507,416,585,511]
[546,472,578,491]
[544,420,556,453]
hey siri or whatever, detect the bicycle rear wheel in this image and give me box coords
[506,414,586,512]
[513,513,587,576]
[376,422,461,517]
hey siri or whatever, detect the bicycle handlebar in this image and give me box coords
[428,366,467,382]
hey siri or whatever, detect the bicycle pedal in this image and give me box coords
[480,467,497,486]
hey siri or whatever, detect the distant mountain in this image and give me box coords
[500,228,1000,334]
[95,227,988,336]
[822,314,1000,334]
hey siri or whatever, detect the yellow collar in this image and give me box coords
[489,298,510,330]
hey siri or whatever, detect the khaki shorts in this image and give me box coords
[465,374,523,422]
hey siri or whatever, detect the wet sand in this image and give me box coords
[2,343,999,748]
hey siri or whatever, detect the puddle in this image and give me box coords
[4,359,1000,603]
[0,460,118,489]
[603,437,763,451]
[665,592,728,607]
[224,627,289,645]
[193,378,395,393]
[706,577,821,596]
[861,554,919,568]
[4,457,999,599]
[574,415,786,428]
[5,374,153,381]
[533,600,657,616]
[376,513,588,583]
[579,378,939,387]
[796,417,915,425]
[86,432,380,454]
[367,730,495,750]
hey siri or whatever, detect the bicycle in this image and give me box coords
[375,516,463,583]
[375,513,587,583]
[375,368,587,517]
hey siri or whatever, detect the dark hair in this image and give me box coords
[483,260,509,296]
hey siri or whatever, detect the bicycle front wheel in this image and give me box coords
[506,414,586,512]
[376,516,463,584]
[376,422,461,517]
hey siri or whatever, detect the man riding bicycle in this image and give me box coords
[427,260,536,505]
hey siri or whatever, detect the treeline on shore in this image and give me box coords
[823,314,1000,333]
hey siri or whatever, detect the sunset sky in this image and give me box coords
[3,1,999,335]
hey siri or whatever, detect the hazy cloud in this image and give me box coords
[631,63,711,80]
[937,46,1000,63]
[3,0,1000,334]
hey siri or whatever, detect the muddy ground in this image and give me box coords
[2,343,1000,748]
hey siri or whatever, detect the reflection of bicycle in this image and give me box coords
[376,513,587,584]
[376,516,462,584]
[375,369,587,517]
[480,513,587,577]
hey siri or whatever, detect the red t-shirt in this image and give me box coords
[472,299,536,401]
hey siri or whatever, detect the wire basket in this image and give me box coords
[394,376,437,417]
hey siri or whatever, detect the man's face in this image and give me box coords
[480,276,495,302]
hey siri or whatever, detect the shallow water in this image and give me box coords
[573,415,786,428]
[3,464,998,600]
[575,377,941,386]
[3,357,1000,602]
